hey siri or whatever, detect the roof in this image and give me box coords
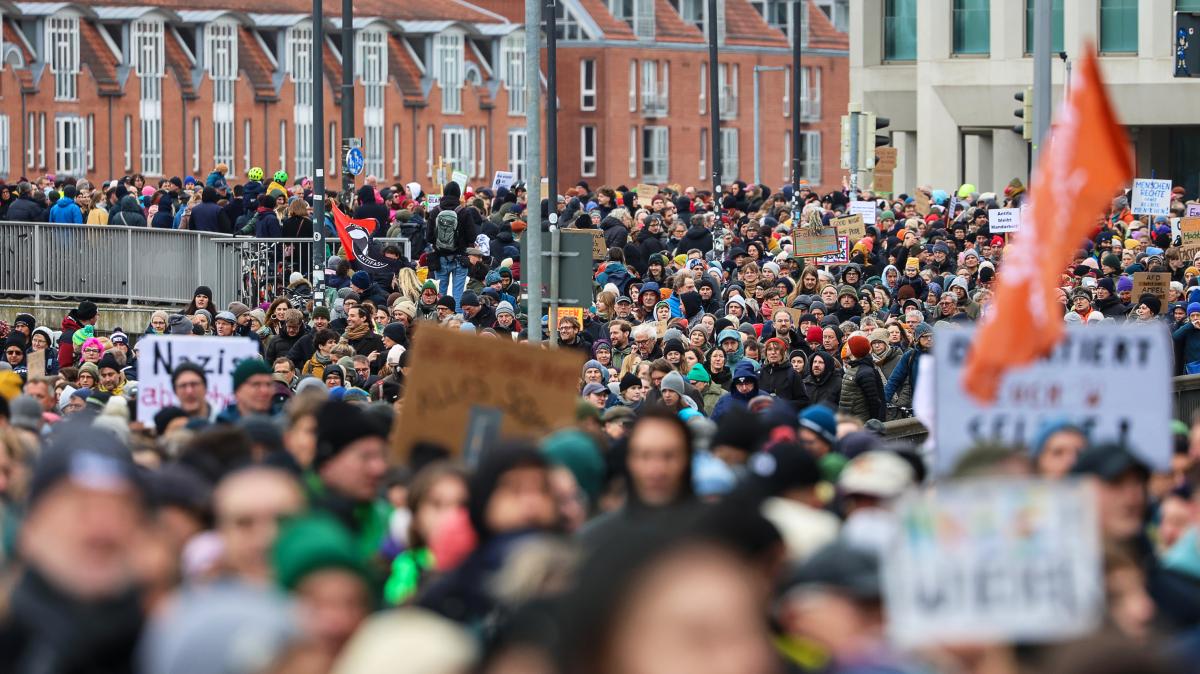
[164,26,197,99]
[724,0,788,48]
[92,6,182,21]
[803,0,848,51]
[79,19,121,96]
[237,26,278,102]
[575,0,634,39]
[387,33,424,103]
[652,0,703,44]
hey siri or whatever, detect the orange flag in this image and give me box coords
[962,46,1133,402]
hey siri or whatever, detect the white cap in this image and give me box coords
[838,450,914,499]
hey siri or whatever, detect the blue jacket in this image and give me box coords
[47,197,82,224]
[710,361,759,421]
[254,208,283,238]
[1175,323,1200,369]
[885,346,924,401]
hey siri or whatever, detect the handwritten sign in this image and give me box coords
[874,146,897,172]
[562,228,606,261]
[814,236,850,265]
[450,171,469,191]
[1180,216,1200,250]
[988,207,1022,234]
[792,226,840,258]
[135,336,261,425]
[391,328,585,464]
[636,183,658,204]
[831,214,866,242]
[872,170,894,195]
[1131,178,1172,216]
[1186,203,1200,218]
[1133,271,1169,305]
[849,200,876,224]
[492,170,516,192]
[884,478,1102,648]
[933,324,1171,475]
[425,194,441,210]
[914,189,931,216]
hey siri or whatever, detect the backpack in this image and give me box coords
[434,209,459,253]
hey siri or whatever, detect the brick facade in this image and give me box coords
[0,0,845,194]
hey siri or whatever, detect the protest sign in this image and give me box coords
[636,183,658,204]
[562,227,606,260]
[1132,271,1169,305]
[450,171,469,191]
[552,306,585,328]
[1180,216,1200,251]
[988,208,1022,233]
[26,353,44,380]
[425,194,441,210]
[792,226,840,257]
[135,336,261,424]
[884,478,1102,648]
[392,328,585,464]
[831,214,866,242]
[849,200,877,225]
[814,236,850,265]
[932,324,1171,475]
[914,190,931,216]
[1187,203,1200,218]
[492,170,516,191]
[872,171,894,194]
[1131,178,1172,216]
[874,146,897,171]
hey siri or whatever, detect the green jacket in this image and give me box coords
[303,471,389,565]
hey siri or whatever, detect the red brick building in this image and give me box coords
[0,0,844,193]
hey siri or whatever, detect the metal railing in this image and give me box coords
[0,221,239,306]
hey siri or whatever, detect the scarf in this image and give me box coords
[313,350,332,365]
[344,322,371,342]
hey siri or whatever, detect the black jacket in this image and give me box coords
[265,328,306,364]
[678,224,714,255]
[600,216,629,250]
[347,332,387,373]
[354,186,391,232]
[190,201,232,233]
[757,361,810,407]
[425,195,480,266]
[6,195,46,222]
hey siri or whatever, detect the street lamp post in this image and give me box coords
[752,65,785,185]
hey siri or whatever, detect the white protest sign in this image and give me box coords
[1131,178,1172,216]
[933,323,1171,476]
[492,170,516,191]
[450,171,469,191]
[1187,203,1200,218]
[884,478,1102,648]
[849,200,877,224]
[136,335,261,424]
[426,194,441,210]
[988,207,1021,233]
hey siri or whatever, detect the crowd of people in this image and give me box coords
[0,167,1197,674]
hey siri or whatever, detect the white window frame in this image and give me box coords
[718,62,739,120]
[640,60,668,117]
[783,66,790,118]
[287,22,315,179]
[719,127,738,180]
[633,0,655,40]
[580,125,597,177]
[243,119,252,174]
[192,117,200,173]
[641,126,668,183]
[580,59,596,111]
[800,66,821,121]
[25,113,34,169]
[329,122,338,176]
[799,130,821,182]
[699,61,706,114]
[628,60,637,112]
[358,27,388,178]
[434,31,464,114]
[123,116,132,172]
[279,120,288,174]
[133,19,165,176]
[699,130,707,180]
[38,113,45,169]
[86,114,94,172]
[783,130,791,181]
[442,127,472,177]
[205,21,238,172]
[54,115,85,177]
[0,115,9,178]
[477,125,487,178]
[628,126,637,179]
[501,32,525,116]
[47,14,80,102]
[507,128,527,181]
[555,2,587,40]
[393,124,401,177]
[426,125,434,178]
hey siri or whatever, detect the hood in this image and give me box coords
[806,352,837,385]
[881,264,900,290]
[53,196,75,208]
[116,195,142,213]
[600,215,625,231]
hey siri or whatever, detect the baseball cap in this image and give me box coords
[838,450,914,499]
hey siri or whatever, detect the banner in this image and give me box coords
[492,170,516,191]
[884,478,1102,648]
[1131,178,1172,216]
[935,324,1171,475]
[391,328,586,464]
[849,200,877,224]
[988,207,1022,233]
[136,336,261,424]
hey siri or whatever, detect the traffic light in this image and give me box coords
[856,113,891,170]
[1013,87,1032,141]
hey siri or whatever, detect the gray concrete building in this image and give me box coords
[849,0,1200,196]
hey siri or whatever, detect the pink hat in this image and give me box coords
[141,185,155,197]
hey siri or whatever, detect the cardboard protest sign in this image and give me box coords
[988,207,1022,233]
[391,328,586,464]
[562,228,606,261]
[1187,203,1200,218]
[831,214,866,241]
[792,226,840,257]
[1132,271,1169,305]
[932,324,1171,475]
[635,183,658,204]
[1180,216,1200,250]
[884,478,1102,648]
[874,146,897,171]
[1131,178,1172,216]
[492,170,516,191]
[26,352,44,380]
[849,200,877,225]
[872,170,894,194]
[814,236,850,265]
[914,189,931,216]
[136,336,261,424]
[551,306,584,329]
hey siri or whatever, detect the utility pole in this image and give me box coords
[312,0,326,303]
[707,0,720,194]
[341,0,355,203]
[848,105,860,193]
[544,0,558,206]
[790,0,801,224]
[525,0,543,342]
[1032,0,1052,162]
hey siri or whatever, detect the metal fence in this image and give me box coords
[0,221,239,306]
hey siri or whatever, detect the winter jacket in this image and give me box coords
[757,361,810,407]
[1175,322,1200,371]
[47,196,83,224]
[600,216,629,250]
[1096,296,1129,322]
[873,345,904,381]
[678,224,714,255]
[710,361,759,421]
[354,186,391,232]
[109,196,147,228]
[885,346,925,405]
[839,357,886,422]
[5,195,46,222]
[266,328,306,364]
[425,195,480,267]
[803,354,842,410]
[190,201,232,233]
[253,207,283,238]
[57,313,85,369]
[151,193,177,229]
[346,331,387,373]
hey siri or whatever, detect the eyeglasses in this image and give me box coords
[5,349,22,357]
[83,347,100,354]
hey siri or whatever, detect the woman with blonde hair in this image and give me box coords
[396,267,423,303]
